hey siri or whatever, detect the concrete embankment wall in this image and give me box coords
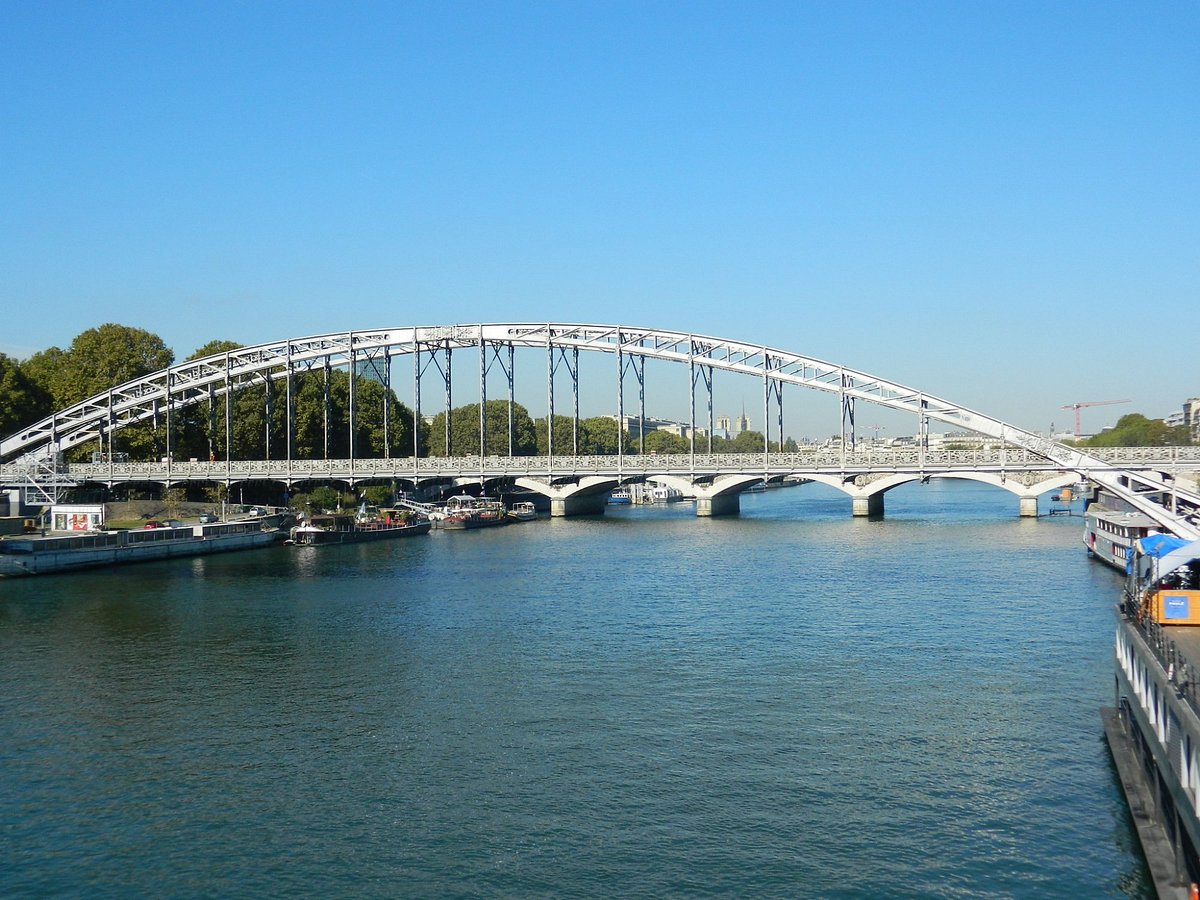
[104,500,221,523]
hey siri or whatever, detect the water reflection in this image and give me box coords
[0,484,1147,896]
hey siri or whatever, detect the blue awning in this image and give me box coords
[1135,534,1191,558]
[1135,535,1200,581]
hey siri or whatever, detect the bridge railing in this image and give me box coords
[3,446,1198,483]
[1122,595,1200,720]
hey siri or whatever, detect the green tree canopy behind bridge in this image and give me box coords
[426,400,538,457]
[1082,413,1192,447]
[171,362,421,461]
[4,327,421,461]
[25,323,174,409]
[0,353,52,437]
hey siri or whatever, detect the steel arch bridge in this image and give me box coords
[3,323,1198,537]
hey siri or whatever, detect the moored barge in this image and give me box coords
[1085,500,1161,572]
[439,496,508,530]
[287,509,431,545]
[1105,535,1200,897]
[0,520,278,577]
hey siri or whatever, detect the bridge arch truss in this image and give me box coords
[4,323,1198,537]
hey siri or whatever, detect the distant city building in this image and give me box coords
[658,422,709,440]
[1182,398,1200,440]
[608,415,710,441]
[734,408,751,435]
[611,414,672,439]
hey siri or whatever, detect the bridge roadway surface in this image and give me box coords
[8,446,1200,520]
[2,323,1197,534]
[26,446,1200,482]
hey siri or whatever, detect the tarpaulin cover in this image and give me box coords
[1133,535,1200,581]
[1135,534,1191,558]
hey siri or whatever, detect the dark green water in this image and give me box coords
[0,482,1149,897]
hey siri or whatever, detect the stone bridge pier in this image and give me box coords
[514,475,617,517]
[655,474,766,517]
[825,473,902,518]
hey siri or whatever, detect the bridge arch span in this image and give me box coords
[932,471,1078,500]
[793,469,1082,518]
[3,322,1197,536]
[791,472,913,518]
[514,475,618,517]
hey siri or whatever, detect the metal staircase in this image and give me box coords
[10,451,77,506]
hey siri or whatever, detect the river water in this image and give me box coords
[0,481,1149,897]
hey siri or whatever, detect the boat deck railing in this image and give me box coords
[1122,595,1200,718]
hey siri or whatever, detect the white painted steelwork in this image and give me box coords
[3,323,1197,537]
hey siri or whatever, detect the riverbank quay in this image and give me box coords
[1107,599,1200,897]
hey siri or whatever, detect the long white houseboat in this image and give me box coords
[1084,502,1161,572]
[0,520,278,577]
[1104,535,1200,893]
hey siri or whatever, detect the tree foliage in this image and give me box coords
[360,485,396,507]
[727,430,768,452]
[426,400,537,457]
[1083,414,1191,448]
[20,347,69,411]
[49,324,174,408]
[641,430,690,454]
[0,353,53,437]
[186,340,244,362]
[304,486,342,512]
[534,414,580,455]
[171,368,420,461]
[578,416,635,454]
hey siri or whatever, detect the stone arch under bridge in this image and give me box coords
[2,323,1197,536]
[798,471,1081,518]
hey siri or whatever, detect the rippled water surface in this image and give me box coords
[0,482,1150,897]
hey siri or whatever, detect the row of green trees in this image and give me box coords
[2,323,793,461]
[1071,414,1192,448]
[2,324,176,438]
[0,325,418,461]
[422,400,795,456]
[10,323,1184,460]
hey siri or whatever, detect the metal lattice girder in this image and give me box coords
[3,322,1197,538]
[0,322,1164,470]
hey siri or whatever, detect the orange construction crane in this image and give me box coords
[1060,399,1130,439]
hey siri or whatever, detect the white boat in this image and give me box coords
[608,488,633,505]
[507,501,538,522]
[286,509,431,545]
[1084,503,1160,571]
[0,520,278,577]
[440,495,509,530]
[648,484,684,503]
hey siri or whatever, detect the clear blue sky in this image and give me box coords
[3,1,1196,435]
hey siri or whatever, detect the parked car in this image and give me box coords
[198,514,218,524]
